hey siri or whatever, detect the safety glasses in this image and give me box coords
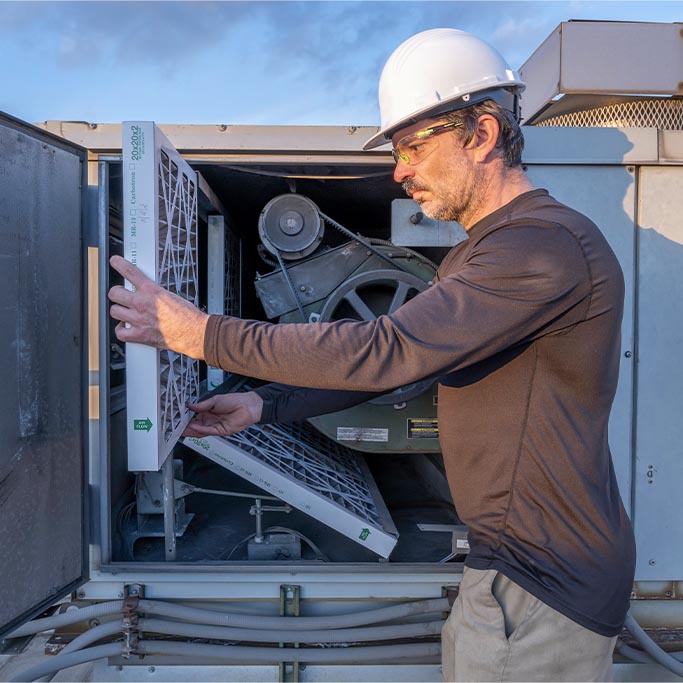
[391,121,463,165]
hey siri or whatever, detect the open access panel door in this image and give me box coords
[0,113,88,639]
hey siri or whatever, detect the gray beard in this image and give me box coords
[403,183,466,224]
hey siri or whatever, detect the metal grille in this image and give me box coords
[224,226,242,318]
[535,98,683,129]
[227,423,382,525]
[158,150,200,442]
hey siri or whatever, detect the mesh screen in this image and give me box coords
[534,98,683,129]
[225,422,383,527]
[224,227,242,318]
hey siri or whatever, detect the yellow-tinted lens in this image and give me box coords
[391,121,462,165]
[392,148,410,164]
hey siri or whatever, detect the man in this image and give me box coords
[109,28,635,682]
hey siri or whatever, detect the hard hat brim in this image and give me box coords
[363,85,523,151]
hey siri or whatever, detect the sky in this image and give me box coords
[1,0,681,126]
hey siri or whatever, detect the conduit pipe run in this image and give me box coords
[136,617,444,643]
[135,597,450,629]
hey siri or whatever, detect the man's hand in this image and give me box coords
[108,255,209,359]
[183,391,264,437]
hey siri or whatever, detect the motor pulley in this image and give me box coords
[258,193,324,260]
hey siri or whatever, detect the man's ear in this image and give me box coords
[466,114,500,163]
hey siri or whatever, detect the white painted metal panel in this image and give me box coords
[79,570,459,600]
[560,22,683,96]
[89,663,441,682]
[391,199,467,247]
[520,21,683,121]
[522,127,658,165]
[123,122,200,471]
[633,166,683,579]
[525,165,636,510]
[518,24,562,124]
[207,215,226,390]
[39,121,383,153]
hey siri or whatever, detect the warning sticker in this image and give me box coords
[337,427,389,443]
[407,418,439,439]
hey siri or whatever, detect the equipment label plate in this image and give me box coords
[337,427,389,443]
[407,418,439,439]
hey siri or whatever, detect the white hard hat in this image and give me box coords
[364,28,525,150]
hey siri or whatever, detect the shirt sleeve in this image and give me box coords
[254,383,385,424]
[204,224,591,392]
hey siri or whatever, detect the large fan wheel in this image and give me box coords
[320,269,434,405]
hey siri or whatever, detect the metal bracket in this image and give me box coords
[250,497,292,542]
[121,584,142,659]
[124,584,145,601]
[279,584,301,683]
[418,524,470,563]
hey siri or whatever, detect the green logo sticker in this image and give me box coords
[133,418,153,432]
[359,528,371,541]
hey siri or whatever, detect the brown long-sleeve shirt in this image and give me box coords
[204,189,636,636]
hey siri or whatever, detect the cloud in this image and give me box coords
[259,2,556,120]
[0,2,259,70]
[8,0,676,125]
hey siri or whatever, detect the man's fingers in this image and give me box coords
[108,284,136,307]
[183,423,217,437]
[114,320,134,342]
[109,302,137,324]
[187,397,219,414]
[109,255,151,289]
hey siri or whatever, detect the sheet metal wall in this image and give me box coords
[633,166,683,580]
[525,164,637,508]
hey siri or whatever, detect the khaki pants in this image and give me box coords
[441,567,617,682]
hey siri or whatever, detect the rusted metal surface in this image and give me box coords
[633,582,683,600]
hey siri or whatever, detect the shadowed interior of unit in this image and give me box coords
[107,160,461,565]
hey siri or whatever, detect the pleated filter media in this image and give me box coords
[184,422,399,557]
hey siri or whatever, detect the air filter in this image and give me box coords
[123,122,200,471]
[184,422,398,558]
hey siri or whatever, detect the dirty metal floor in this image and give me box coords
[121,449,461,565]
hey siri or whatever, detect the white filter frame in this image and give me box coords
[184,423,398,558]
[123,122,200,471]
[206,214,242,391]
[206,215,226,390]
